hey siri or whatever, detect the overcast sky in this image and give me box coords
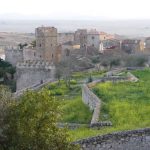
[0,0,150,20]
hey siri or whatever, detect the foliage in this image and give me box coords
[18,43,28,49]
[125,54,148,67]
[0,85,12,130]
[46,81,92,124]
[110,58,120,68]
[61,96,92,124]
[30,40,36,47]
[3,89,79,150]
[69,69,150,141]
[0,59,16,91]
[87,75,93,83]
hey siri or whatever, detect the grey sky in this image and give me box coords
[0,0,150,20]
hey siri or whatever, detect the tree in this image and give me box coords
[31,40,36,47]
[18,43,28,49]
[3,89,79,150]
[0,85,12,130]
[55,66,62,85]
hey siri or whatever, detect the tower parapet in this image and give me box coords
[5,46,23,66]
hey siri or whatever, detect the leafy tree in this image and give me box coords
[55,66,62,85]
[31,40,36,47]
[87,75,93,83]
[18,43,28,49]
[0,85,12,130]
[3,89,79,150]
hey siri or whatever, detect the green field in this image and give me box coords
[45,80,92,124]
[69,69,150,141]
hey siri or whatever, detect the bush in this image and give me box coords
[70,80,77,85]
[87,75,93,83]
[3,90,79,150]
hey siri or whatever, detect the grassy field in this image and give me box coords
[69,69,150,141]
[45,80,92,124]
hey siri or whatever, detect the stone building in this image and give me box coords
[5,46,23,66]
[74,29,87,48]
[121,39,144,53]
[23,47,37,61]
[57,33,74,44]
[35,26,58,63]
[87,29,100,50]
[103,39,121,50]
[99,32,114,41]
[61,41,80,61]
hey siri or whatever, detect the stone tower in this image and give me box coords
[35,27,57,62]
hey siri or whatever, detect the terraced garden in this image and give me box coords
[69,69,150,141]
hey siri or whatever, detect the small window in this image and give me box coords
[39,44,41,47]
[92,36,95,40]
[66,49,70,56]
[34,52,36,56]
[92,44,94,47]
[52,54,54,58]
[40,55,41,58]
[51,44,53,47]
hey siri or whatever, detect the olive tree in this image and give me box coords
[3,89,79,150]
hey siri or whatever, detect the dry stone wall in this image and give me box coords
[82,84,101,124]
[74,128,150,150]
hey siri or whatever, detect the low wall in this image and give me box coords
[82,84,101,124]
[74,128,150,150]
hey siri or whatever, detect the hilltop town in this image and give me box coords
[0,26,150,150]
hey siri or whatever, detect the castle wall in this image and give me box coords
[23,48,37,61]
[5,47,23,66]
[16,61,55,91]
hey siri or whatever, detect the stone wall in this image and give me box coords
[16,61,55,91]
[74,128,150,150]
[82,84,101,124]
[58,33,74,44]
[5,47,23,66]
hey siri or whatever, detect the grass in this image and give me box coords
[71,70,106,82]
[60,96,92,124]
[45,80,92,124]
[69,69,150,141]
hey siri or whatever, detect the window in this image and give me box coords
[34,52,36,56]
[51,44,53,47]
[92,36,95,40]
[52,54,54,58]
[66,49,70,56]
[92,44,94,47]
[39,44,41,47]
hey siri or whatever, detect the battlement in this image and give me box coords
[35,26,57,37]
[16,60,55,70]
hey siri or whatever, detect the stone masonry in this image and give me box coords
[16,60,55,91]
[74,128,150,150]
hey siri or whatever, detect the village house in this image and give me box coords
[87,29,100,50]
[121,39,144,53]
